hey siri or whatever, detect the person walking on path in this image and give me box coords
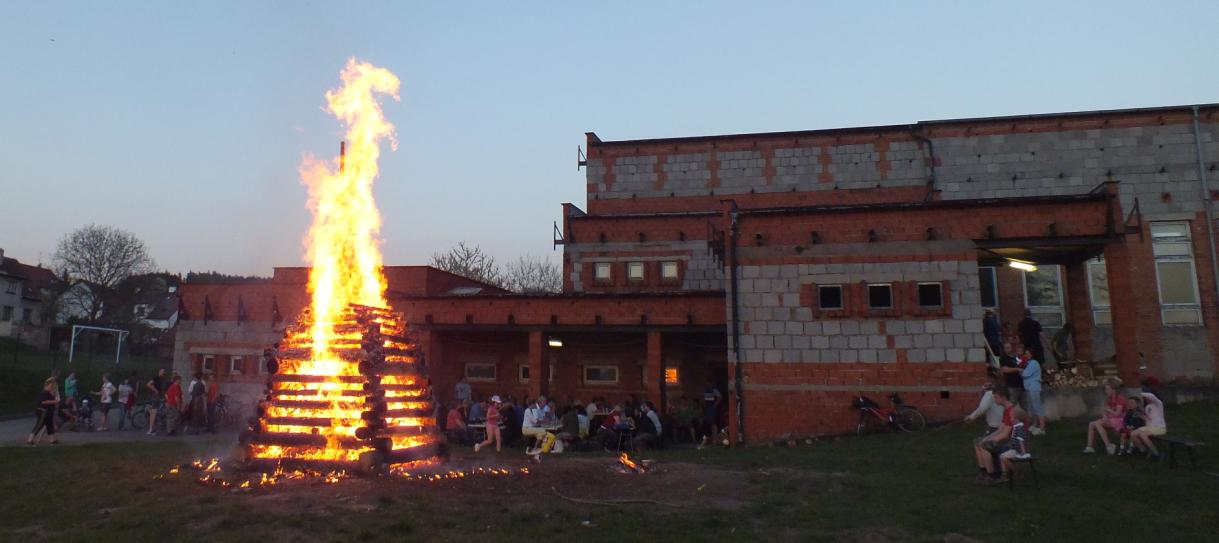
[145,368,166,435]
[93,374,116,431]
[116,377,135,431]
[27,379,60,446]
[474,395,504,453]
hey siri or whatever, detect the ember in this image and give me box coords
[616,452,649,474]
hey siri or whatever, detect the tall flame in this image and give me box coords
[300,58,400,358]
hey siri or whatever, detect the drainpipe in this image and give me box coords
[1191,106,1219,314]
[909,124,938,197]
[727,203,745,444]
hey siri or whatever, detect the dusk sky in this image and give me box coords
[2,2,1216,276]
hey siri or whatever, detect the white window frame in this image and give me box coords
[660,261,679,281]
[627,262,645,282]
[517,364,530,383]
[818,285,844,310]
[202,355,215,372]
[978,266,999,309]
[230,355,243,375]
[582,365,619,386]
[465,362,497,382]
[594,262,612,282]
[1086,256,1111,326]
[867,283,893,310]
[916,282,944,308]
[1151,222,1202,325]
[1021,265,1066,328]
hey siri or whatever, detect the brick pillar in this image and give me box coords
[1064,261,1095,362]
[528,330,544,399]
[1104,243,1140,385]
[645,331,662,406]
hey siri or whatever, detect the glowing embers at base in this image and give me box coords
[157,457,529,489]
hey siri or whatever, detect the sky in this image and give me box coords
[1,1,1216,276]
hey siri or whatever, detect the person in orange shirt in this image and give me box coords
[205,373,221,433]
[164,375,183,436]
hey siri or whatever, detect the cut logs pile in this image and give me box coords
[244,304,444,473]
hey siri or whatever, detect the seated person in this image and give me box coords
[1118,396,1145,455]
[467,397,486,423]
[1130,392,1168,461]
[574,400,590,438]
[522,396,557,454]
[445,400,474,446]
[634,401,663,452]
[556,405,581,451]
[973,389,1015,481]
[995,410,1033,483]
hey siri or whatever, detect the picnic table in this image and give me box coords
[467,421,504,443]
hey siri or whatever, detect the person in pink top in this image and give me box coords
[1130,392,1167,461]
[474,395,503,453]
[1083,379,1125,455]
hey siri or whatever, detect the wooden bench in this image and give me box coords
[1152,435,1203,468]
[1007,454,1038,490]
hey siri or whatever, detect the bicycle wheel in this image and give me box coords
[895,407,926,432]
[130,406,148,430]
[855,411,870,435]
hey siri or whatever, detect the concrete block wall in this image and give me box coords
[735,260,986,366]
[564,241,724,292]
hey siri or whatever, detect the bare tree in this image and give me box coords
[54,224,155,322]
[430,242,504,287]
[503,254,562,294]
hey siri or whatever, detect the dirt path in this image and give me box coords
[0,415,238,447]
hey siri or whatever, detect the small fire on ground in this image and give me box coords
[616,453,650,474]
[158,458,530,490]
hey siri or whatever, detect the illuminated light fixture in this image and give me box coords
[547,337,563,348]
[1008,260,1037,272]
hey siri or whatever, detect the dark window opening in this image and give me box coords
[818,285,843,310]
[868,284,893,309]
[918,283,944,307]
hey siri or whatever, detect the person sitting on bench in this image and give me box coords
[1130,392,1167,461]
[997,410,1033,483]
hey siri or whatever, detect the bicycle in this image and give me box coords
[213,394,245,428]
[853,392,927,435]
[129,400,167,433]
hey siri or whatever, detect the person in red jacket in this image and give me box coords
[164,375,183,436]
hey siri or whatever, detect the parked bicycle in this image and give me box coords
[129,400,166,433]
[853,392,926,434]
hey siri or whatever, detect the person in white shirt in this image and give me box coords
[94,374,116,431]
[964,382,1005,435]
[522,395,557,455]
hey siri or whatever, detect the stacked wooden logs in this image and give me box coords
[244,304,444,473]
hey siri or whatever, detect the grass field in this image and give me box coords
[2,400,1216,542]
[0,339,170,418]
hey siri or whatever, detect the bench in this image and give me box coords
[1152,435,1203,468]
[1007,455,1038,490]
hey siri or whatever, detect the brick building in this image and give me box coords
[177,103,1219,443]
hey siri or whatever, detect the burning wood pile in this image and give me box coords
[615,452,651,474]
[244,304,444,473]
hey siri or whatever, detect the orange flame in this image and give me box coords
[299,58,399,360]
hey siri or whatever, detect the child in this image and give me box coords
[997,410,1033,482]
[473,395,503,453]
[1118,396,1145,455]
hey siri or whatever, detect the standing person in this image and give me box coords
[474,395,503,453]
[116,377,135,431]
[1084,379,1125,454]
[700,380,723,448]
[1130,392,1168,461]
[964,382,1005,435]
[982,309,1003,363]
[93,373,116,431]
[164,375,183,436]
[145,368,166,435]
[64,372,78,404]
[27,379,60,446]
[998,344,1025,409]
[1017,310,1045,364]
[187,372,207,434]
[205,374,220,432]
[454,377,471,406]
[1003,349,1046,435]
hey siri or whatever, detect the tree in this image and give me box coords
[430,242,504,287]
[502,254,562,294]
[54,224,155,322]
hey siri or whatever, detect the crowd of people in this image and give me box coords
[437,377,726,458]
[26,367,225,446]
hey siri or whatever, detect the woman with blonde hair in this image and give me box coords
[1083,377,1124,455]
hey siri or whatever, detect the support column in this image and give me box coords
[1064,260,1095,362]
[1104,243,1140,386]
[528,330,544,400]
[645,331,662,406]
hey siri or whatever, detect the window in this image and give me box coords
[1,306,13,321]
[1087,257,1111,326]
[917,282,944,308]
[465,363,496,382]
[1023,265,1065,327]
[867,284,893,309]
[230,356,244,375]
[1151,222,1201,325]
[661,261,679,281]
[664,367,680,385]
[583,365,619,385]
[978,267,998,308]
[818,285,844,310]
[627,262,645,282]
[518,364,530,383]
[202,355,215,372]
[594,262,612,282]
[4,281,15,294]
[22,308,33,323]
